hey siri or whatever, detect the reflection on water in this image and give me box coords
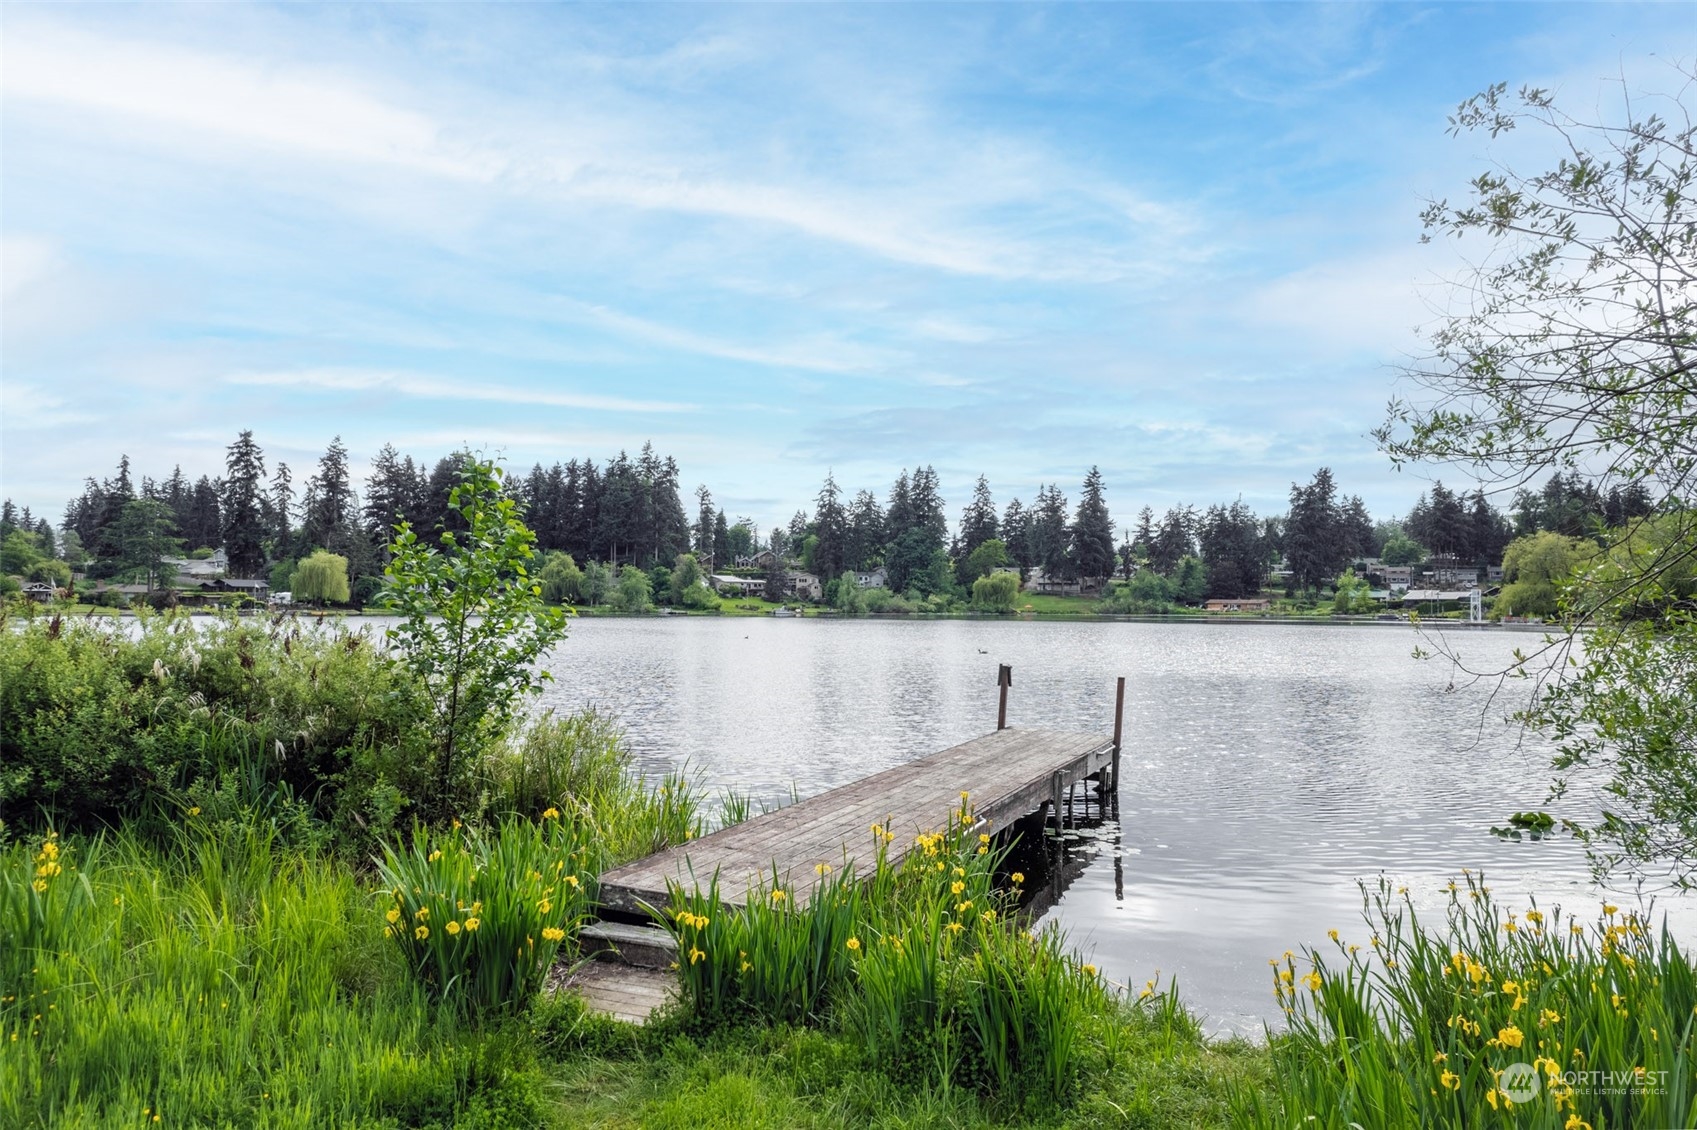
[534,615,1693,1036]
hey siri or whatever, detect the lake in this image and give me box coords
[533,615,1689,1036]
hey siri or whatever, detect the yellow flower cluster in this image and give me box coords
[675,910,711,931]
[542,926,566,943]
[31,836,62,893]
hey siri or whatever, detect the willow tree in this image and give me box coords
[1377,69,1697,883]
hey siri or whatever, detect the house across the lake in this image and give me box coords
[1203,597,1271,612]
[711,574,765,597]
[162,548,229,580]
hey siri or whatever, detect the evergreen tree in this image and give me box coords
[365,444,417,549]
[595,452,637,564]
[958,475,999,559]
[1467,489,1512,565]
[1284,468,1347,590]
[885,471,913,549]
[110,499,183,590]
[32,518,55,560]
[811,473,848,580]
[1407,481,1469,558]
[1000,498,1032,574]
[95,456,137,558]
[221,430,268,576]
[1149,506,1195,575]
[1340,495,1375,561]
[908,466,948,549]
[303,437,356,549]
[846,490,885,572]
[185,476,222,551]
[652,453,691,566]
[162,466,190,534]
[1069,467,1115,582]
[694,485,716,561]
[1030,485,1071,579]
[1198,500,1266,598]
[1132,506,1156,558]
[712,510,731,567]
[269,462,295,553]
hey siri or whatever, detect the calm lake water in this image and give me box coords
[532,615,1691,1036]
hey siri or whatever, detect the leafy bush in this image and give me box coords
[970,571,1020,612]
[861,587,914,614]
[1097,571,1176,613]
[0,610,434,850]
[377,813,600,1016]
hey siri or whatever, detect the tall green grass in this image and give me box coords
[377,813,601,1015]
[485,708,702,864]
[657,798,1116,1106]
[1240,873,1697,1128]
[0,820,554,1128]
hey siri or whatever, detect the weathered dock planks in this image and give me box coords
[597,726,1115,916]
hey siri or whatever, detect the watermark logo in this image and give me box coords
[1500,1062,1541,1103]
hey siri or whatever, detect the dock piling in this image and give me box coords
[996,664,1012,730]
[1109,676,1125,793]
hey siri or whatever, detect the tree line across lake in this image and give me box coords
[0,432,1654,609]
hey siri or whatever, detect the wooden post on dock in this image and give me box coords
[996,664,1012,730]
[1110,676,1125,793]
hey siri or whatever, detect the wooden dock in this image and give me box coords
[598,719,1119,916]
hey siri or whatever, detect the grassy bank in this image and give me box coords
[6,608,1691,1128]
[0,816,1264,1128]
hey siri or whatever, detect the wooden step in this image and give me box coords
[566,962,678,1025]
[580,921,678,969]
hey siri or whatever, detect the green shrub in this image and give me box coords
[970,571,1020,612]
[376,814,600,1016]
[0,610,434,851]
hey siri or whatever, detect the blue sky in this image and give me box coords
[1,4,1689,534]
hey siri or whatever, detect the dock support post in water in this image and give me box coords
[996,664,1012,730]
[1109,676,1125,793]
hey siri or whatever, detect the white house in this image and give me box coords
[852,567,887,589]
[710,574,765,597]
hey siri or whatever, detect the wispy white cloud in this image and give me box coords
[562,301,903,375]
[0,16,1197,283]
[1,383,97,429]
[226,368,695,414]
[2,22,494,182]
